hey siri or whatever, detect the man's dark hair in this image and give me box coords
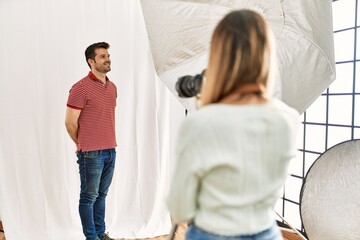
[85,42,110,69]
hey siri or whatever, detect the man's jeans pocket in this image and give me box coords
[84,150,101,158]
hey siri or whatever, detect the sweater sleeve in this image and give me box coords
[167,119,201,224]
[167,151,199,224]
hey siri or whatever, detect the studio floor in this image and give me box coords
[0,222,304,240]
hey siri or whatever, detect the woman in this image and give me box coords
[167,10,299,240]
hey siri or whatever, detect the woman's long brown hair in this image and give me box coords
[200,10,274,106]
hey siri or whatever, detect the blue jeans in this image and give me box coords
[76,148,116,240]
[186,223,283,240]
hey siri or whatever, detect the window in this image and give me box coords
[276,0,360,233]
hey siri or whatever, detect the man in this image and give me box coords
[65,42,117,240]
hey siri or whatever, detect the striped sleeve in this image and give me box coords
[67,81,87,110]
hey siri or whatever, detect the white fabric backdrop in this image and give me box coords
[0,0,185,239]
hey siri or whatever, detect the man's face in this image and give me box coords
[92,48,111,73]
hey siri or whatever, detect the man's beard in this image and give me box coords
[95,63,111,73]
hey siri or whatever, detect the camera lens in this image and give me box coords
[175,73,203,98]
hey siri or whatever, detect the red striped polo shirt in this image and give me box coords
[67,72,117,151]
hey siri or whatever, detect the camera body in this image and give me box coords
[175,70,205,98]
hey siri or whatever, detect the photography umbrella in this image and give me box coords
[140,0,335,113]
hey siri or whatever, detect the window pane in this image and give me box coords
[333,0,355,30]
[275,199,283,222]
[356,29,360,60]
[305,125,326,153]
[285,176,303,203]
[304,152,320,175]
[355,95,360,126]
[356,64,360,93]
[329,63,354,93]
[334,30,354,62]
[358,0,360,27]
[284,201,302,230]
[354,128,360,138]
[328,95,353,125]
[327,126,352,148]
[296,123,304,150]
[288,152,304,177]
[305,96,326,123]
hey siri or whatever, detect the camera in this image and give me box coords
[175,70,205,98]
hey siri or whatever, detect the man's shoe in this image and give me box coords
[101,232,114,240]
